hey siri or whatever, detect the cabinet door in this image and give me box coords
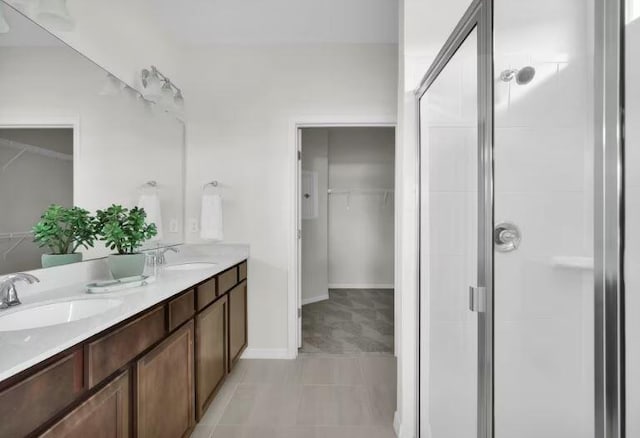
[136,321,195,438]
[40,371,130,438]
[195,296,227,419]
[228,280,248,370]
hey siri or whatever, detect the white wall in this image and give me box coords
[301,129,329,304]
[328,127,395,288]
[180,44,398,356]
[4,0,180,87]
[0,44,185,261]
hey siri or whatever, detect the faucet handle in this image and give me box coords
[0,273,39,309]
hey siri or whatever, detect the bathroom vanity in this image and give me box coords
[0,256,248,437]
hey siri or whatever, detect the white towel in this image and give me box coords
[138,193,163,241]
[200,193,224,241]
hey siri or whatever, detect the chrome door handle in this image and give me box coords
[469,286,486,313]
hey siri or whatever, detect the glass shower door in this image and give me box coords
[419,27,479,437]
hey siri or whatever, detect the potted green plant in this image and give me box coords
[96,204,158,279]
[32,205,97,268]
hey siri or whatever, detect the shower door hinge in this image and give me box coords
[298,308,302,318]
[469,286,486,313]
[298,150,301,160]
[297,229,302,239]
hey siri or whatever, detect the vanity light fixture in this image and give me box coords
[140,65,184,112]
[36,0,74,31]
[174,90,184,108]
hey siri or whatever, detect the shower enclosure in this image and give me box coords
[418,0,632,437]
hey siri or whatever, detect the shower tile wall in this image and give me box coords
[493,0,594,437]
[419,28,478,437]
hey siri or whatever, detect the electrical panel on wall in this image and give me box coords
[301,170,318,220]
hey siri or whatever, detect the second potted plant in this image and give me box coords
[33,205,97,268]
[96,204,158,279]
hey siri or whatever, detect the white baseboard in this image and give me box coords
[240,348,291,360]
[329,283,394,290]
[301,293,329,305]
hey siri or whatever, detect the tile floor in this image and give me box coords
[191,355,397,438]
[301,289,394,354]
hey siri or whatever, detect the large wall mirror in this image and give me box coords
[0,2,185,275]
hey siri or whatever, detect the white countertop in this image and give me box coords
[0,244,249,383]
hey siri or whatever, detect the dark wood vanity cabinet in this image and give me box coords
[0,259,247,438]
[0,349,84,438]
[41,371,130,438]
[195,295,227,419]
[229,280,248,370]
[136,321,195,438]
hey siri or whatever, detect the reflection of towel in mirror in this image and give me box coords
[201,193,223,241]
[138,194,163,241]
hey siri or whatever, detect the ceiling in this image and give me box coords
[150,0,399,45]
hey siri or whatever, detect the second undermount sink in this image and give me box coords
[164,262,217,271]
[0,299,123,332]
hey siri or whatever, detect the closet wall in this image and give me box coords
[328,127,395,288]
[301,127,395,304]
[0,129,73,274]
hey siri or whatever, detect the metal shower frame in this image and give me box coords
[415,0,626,437]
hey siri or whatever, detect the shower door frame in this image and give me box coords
[415,0,494,437]
[417,0,627,437]
[594,0,625,437]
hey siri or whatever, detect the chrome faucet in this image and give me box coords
[156,247,179,265]
[0,273,40,309]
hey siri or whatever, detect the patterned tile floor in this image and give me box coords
[300,289,394,354]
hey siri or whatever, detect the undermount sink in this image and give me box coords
[0,299,123,332]
[164,262,217,271]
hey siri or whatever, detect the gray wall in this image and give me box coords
[0,128,73,274]
[328,127,395,288]
[301,129,329,304]
[301,127,395,304]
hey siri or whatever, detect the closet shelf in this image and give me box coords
[0,137,73,173]
[327,188,394,195]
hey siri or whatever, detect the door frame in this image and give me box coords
[287,116,396,359]
[415,1,493,437]
[415,0,627,436]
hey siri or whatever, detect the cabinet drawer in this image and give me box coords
[197,278,217,311]
[238,261,247,281]
[218,267,238,295]
[87,306,165,388]
[0,349,83,437]
[169,289,195,331]
[41,371,130,438]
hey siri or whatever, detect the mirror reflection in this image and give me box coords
[0,3,185,275]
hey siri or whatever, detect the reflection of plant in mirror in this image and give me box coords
[96,205,157,255]
[33,205,97,254]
